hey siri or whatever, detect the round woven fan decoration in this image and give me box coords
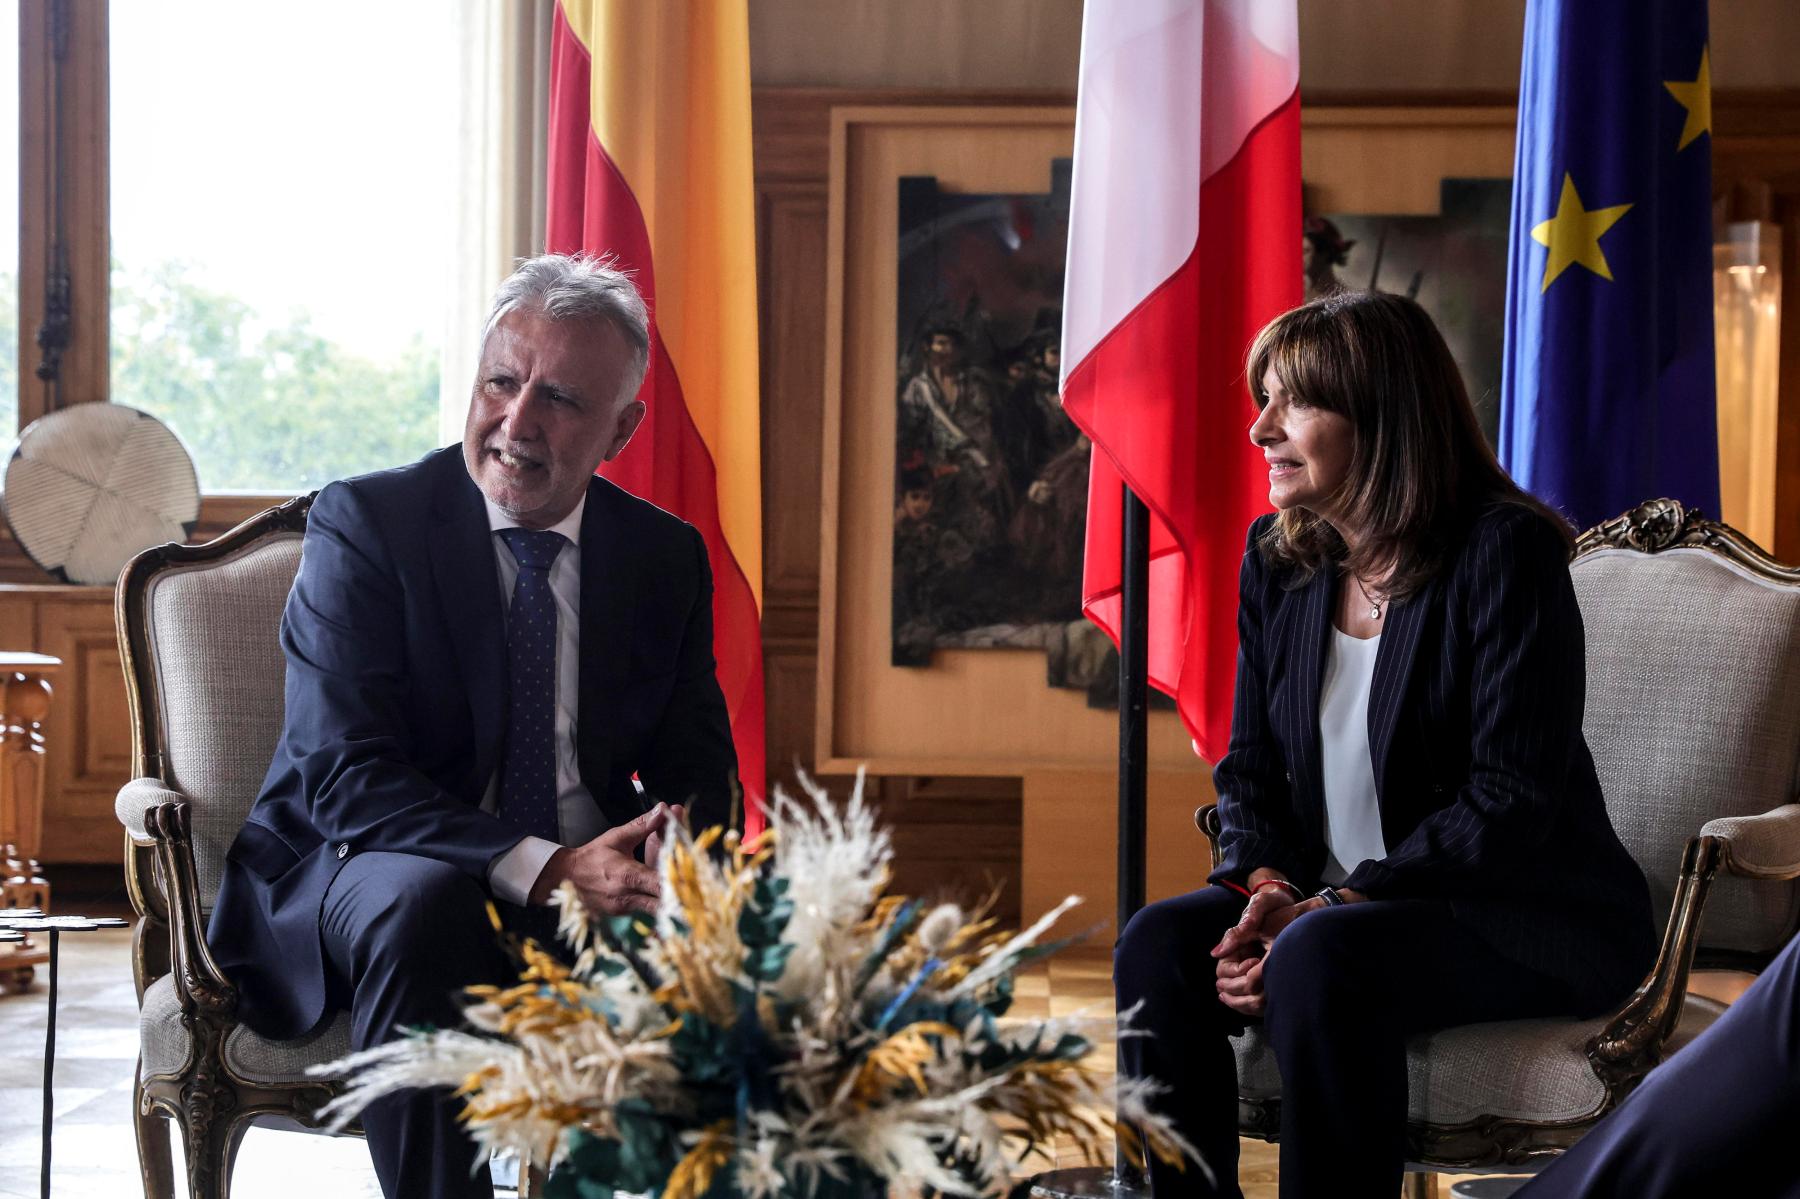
[2,404,200,585]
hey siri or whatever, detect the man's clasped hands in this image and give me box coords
[527,801,686,914]
[1210,868,1367,1016]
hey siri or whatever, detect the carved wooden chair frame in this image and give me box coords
[115,493,347,1199]
[1194,498,1800,1185]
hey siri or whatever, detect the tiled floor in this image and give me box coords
[0,926,1755,1198]
[0,927,382,1198]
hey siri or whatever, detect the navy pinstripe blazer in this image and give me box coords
[1208,504,1655,1013]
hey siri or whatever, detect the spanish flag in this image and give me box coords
[547,1,766,831]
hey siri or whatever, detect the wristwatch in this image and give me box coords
[1314,886,1346,907]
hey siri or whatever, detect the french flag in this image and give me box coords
[1060,0,1302,763]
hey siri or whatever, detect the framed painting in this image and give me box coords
[815,106,1202,777]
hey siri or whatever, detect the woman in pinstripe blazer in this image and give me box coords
[1115,291,1655,1199]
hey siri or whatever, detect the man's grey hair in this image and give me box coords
[482,253,652,402]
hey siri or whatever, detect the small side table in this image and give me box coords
[0,910,130,1199]
[0,652,60,991]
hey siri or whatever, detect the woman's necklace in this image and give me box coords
[1353,572,1385,621]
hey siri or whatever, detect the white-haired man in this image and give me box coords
[208,255,737,1197]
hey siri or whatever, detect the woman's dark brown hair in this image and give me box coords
[1245,289,1571,597]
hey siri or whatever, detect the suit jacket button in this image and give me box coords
[336,843,349,860]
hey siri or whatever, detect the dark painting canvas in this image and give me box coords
[892,164,1127,692]
[1306,178,1512,445]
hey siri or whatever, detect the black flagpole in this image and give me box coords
[1118,484,1150,927]
[1030,484,1153,1199]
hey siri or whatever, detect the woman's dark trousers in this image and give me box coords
[1115,886,1572,1199]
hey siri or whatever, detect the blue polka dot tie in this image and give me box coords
[497,528,569,843]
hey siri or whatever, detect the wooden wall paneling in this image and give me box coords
[757,182,830,602]
[35,592,130,863]
[755,97,833,794]
[0,598,32,652]
[761,646,818,793]
[1019,769,1217,930]
[745,2,1800,95]
[1299,106,1515,215]
[877,776,1021,929]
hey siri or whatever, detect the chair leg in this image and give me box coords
[132,1088,176,1199]
[1403,1172,1441,1199]
[175,1101,249,1199]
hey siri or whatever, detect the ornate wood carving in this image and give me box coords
[1575,497,1800,585]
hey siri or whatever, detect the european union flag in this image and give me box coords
[1500,0,1718,533]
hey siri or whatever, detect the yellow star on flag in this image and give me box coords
[1663,47,1712,152]
[1531,173,1633,293]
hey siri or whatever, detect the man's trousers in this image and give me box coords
[321,851,515,1199]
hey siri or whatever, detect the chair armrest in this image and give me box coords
[1699,803,1800,880]
[116,777,189,844]
[1194,803,1222,871]
[1587,833,1724,1093]
[141,802,240,1018]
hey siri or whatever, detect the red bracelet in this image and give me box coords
[1252,878,1304,900]
[1217,879,1253,898]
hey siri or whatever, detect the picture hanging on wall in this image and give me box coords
[1306,177,1512,445]
[889,161,1133,705]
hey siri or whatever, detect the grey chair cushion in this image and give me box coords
[140,973,353,1086]
[140,533,302,909]
[1574,547,1800,955]
[1230,995,1723,1126]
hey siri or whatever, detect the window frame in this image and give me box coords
[12,0,424,570]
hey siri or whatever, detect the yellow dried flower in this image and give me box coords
[665,1120,735,1199]
[851,1022,959,1104]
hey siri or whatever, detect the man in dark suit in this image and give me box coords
[207,254,737,1198]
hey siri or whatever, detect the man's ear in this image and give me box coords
[602,399,647,462]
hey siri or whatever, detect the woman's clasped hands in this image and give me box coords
[1210,872,1364,1016]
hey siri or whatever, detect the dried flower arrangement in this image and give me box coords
[316,775,1196,1198]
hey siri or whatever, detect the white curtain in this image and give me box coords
[438,0,554,448]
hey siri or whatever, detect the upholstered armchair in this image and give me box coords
[1195,499,1800,1196]
[112,495,359,1199]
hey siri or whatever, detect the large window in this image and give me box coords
[107,2,455,492]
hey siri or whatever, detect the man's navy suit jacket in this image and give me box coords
[207,446,737,1039]
[1208,503,1656,1014]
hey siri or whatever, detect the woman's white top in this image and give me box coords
[1318,626,1387,886]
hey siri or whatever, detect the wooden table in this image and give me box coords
[0,652,60,989]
